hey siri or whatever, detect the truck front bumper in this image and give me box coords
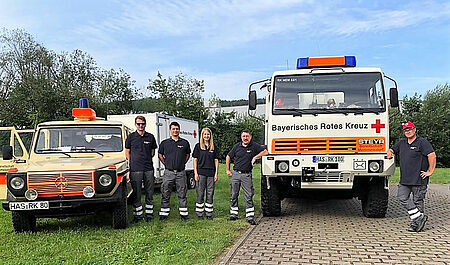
[262,154,395,189]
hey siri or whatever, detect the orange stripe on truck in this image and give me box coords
[272,137,386,154]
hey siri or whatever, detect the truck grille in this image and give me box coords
[28,171,94,196]
[272,137,385,154]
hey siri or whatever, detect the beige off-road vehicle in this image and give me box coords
[2,101,131,232]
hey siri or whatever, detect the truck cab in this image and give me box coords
[2,99,132,232]
[249,56,399,218]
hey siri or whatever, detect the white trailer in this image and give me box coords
[107,113,199,189]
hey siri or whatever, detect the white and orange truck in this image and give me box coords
[249,56,399,217]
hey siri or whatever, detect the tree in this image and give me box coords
[419,84,450,167]
[0,29,138,127]
[147,72,208,127]
[204,110,265,160]
[389,85,450,167]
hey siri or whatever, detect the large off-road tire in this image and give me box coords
[361,177,388,218]
[261,175,281,216]
[12,211,36,233]
[186,171,196,189]
[112,183,128,229]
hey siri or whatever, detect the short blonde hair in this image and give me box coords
[200,127,214,151]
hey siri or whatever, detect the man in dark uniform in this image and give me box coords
[226,129,268,225]
[125,116,158,222]
[158,121,191,221]
[387,122,436,232]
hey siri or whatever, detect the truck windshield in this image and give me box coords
[35,127,123,153]
[273,72,385,114]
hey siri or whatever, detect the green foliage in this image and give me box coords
[389,84,450,167]
[0,29,138,127]
[219,98,265,107]
[204,111,265,160]
[147,72,209,127]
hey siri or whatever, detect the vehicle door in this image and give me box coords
[156,116,170,178]
[0,127,34,199]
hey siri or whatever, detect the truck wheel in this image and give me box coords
[12,211,36,233]
[186,171,196,189]
[112,183,128,229]
[361,178,388,218]
[261,175,281,216]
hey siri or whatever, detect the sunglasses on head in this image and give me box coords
[136,123,146,126]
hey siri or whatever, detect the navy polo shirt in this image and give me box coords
[227,141,266,172]
[192,143,219,177]
[392,136,434,185]
[125,131,158,172]
[159,137,191,171]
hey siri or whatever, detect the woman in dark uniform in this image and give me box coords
[193,128,219,220]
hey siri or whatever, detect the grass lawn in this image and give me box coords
[389,167,450,184]
[0,164,261,265]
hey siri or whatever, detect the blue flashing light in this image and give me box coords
[345,56,356,67]
[79,98,89,108]
[297,58,308,69]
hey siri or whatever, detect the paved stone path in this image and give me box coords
[220,184,450,264]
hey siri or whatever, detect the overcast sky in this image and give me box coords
[1,0,449,100]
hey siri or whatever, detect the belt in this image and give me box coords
[165,169,183,173]
[235,170,251,174]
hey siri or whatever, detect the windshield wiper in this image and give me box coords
[38,148,71,157]
[71,147,104,157]
[277,108,308,116]
[318,109,349,115]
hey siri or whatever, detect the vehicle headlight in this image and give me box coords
[83,186,95,198]
[10,177,25,190]
[99,174,112,187]
[25,189,38,201]
[368,161,382,173]
[276,161,289,173]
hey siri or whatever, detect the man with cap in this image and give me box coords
[158,121,191,221]
[125,116,158,222]
[387,122,436,232]
[226,129,268,225]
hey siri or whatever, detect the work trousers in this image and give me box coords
[159,170,188,218]
[397,183,428,213]
[229,171,255,220]
[130,170,154,218]
[196,174,215,218]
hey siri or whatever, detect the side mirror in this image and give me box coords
[389,87,399,108]
[2,145,13,160]
[249,90,257,110]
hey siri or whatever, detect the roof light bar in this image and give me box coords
[297,56,356,69]
[72,98,96,120]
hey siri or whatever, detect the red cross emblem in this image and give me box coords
[371,119,385,133]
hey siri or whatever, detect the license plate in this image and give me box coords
[9,201,49,211]
[313,156,344,163]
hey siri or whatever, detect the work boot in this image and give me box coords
[146,216,153,222]
[197,215,204,220]
[181,215,189,221]
[206,216,213,220]
[416,214,428,232]
[247,219,257,225]
[159,216,168,221]
[132,216,143,223]
[227,216,238,221]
